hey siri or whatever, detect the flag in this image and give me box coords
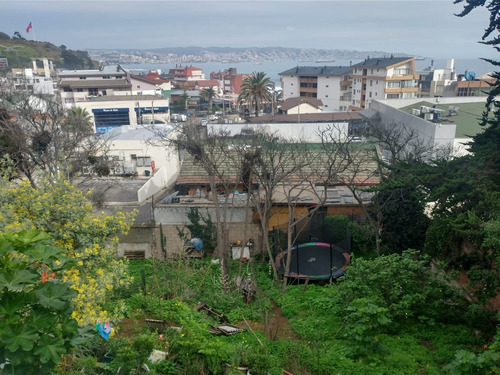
[26,22,32,33]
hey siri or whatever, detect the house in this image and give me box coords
[57,65,132,109]
[350,57,418,110]
[102,124,180,199]
[195,79,222,94]
[210,68,251,94]
[279,66,353,111]
[277,97,323,115]
[169,140,380,235]
[130,71,172,95]
[74,94,170,133]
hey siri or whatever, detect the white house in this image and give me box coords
[103,124,181,201]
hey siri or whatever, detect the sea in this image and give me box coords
[122,58,495,88]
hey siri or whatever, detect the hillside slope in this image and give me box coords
[0,38,99,71]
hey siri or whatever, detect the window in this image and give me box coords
[102,76,111,79]
[370,69,373,74]
[325,95,328,97]
[326,85,329,88]
[387,81,401,88]
[369,92,372,98]
[77,88,83,92]
[136,156,151,167]
[79,76,87,80]
[137,85,141,88]
[341,86,348,90]
[370,80,373,86]
[387,93,400,99]
[88,88,98,95]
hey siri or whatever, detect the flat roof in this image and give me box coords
[399,100,490,138]
[279,66,353,76]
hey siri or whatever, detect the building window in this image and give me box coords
[136,156,151,167]
[103,76,111,79]
[79,76,87,80]
[88,88,98,96]
[326,85,329,88]
[387,81,401,88]
[325,95,328,97]
[387,93,400,99]
[369,92,372,98]
[370,69,373,74]
[370,80,373,86]
[137,85,141,88]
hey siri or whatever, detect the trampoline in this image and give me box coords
[275,242,350,280]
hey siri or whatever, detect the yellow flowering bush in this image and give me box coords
[0,178,136,325]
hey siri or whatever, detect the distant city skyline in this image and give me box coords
[2,1,497,60]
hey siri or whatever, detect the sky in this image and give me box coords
[1,0,497,60]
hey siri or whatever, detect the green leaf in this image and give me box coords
[24,244,64,263]
[0,269,39,291]
[0,293,30,315]
[26,309,58,329]
[3,324,39,351]
[35,283,76,310]
[33,335,66,364]
[0,239,14,257]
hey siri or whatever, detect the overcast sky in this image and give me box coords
[1,0,496,59]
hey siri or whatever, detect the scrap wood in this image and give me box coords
[210,324,245,336]
[145,318,168,333]
[194,301,228,323]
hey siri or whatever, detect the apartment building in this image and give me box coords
[167,65,205,86]
[350,57,418,110]
[57,65,132,109]
[418,59,457,98]
[279,66,352,111]
[210,68,250,94]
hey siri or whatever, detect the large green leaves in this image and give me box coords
[34,335,66,364]
[0,269,38,291]
[2,324,39,352]
[35,282,77,311]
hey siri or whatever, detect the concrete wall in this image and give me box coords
[207,121,349,142]
[369,100,456,153]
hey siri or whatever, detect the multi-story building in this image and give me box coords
[9,58,57,95]
[455,72,496,97]
[57,65,132,109]
[279,66,352,111]
[418,59,457,98]
[350,57,418,110]
[167,65,205,86]
[75,95,170,133]
[210,68,250,94]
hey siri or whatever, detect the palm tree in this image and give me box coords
[238,72,274,117]
[200,86,218,113]
[66,106,93,132]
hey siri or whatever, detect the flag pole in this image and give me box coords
[32,24,36,42]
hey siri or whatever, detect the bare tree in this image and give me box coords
[0,81,108,186]
[173,123,246,286]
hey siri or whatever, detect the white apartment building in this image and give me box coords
[57,65,132,109]
[9,58,57,95]
[351,57,418,110]
[279,66,352,111]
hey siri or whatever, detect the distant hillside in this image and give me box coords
[143,46,408,61]
[0,36,99,71]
